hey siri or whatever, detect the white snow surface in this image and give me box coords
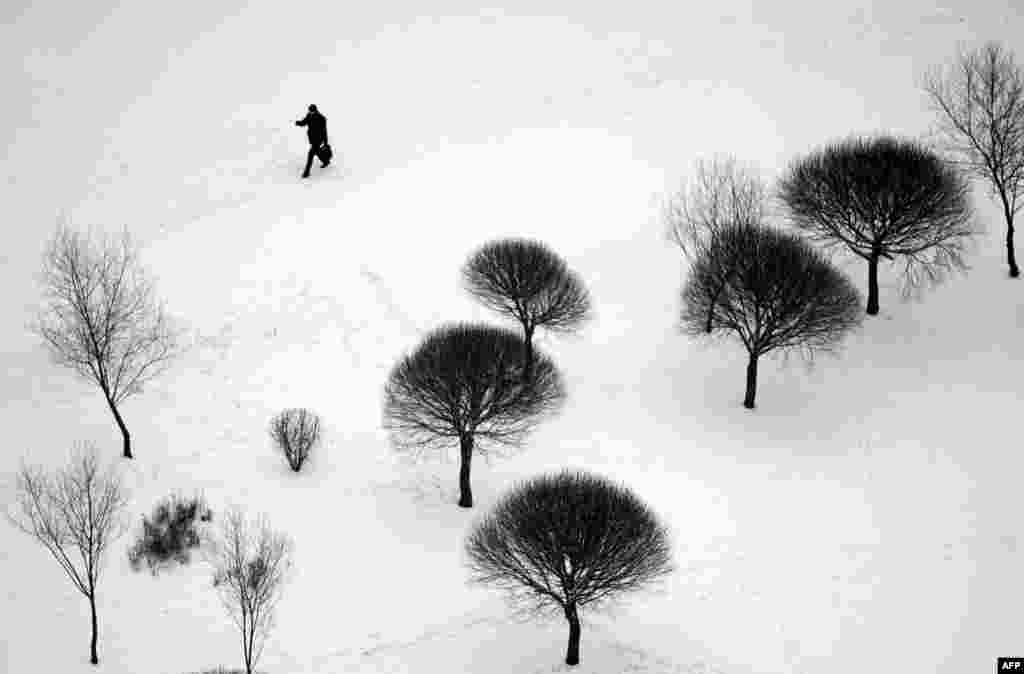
[2,1,1024,673]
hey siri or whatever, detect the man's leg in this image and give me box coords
[302,145,316,178]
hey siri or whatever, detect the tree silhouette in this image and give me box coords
[465,469,673,667]
[208,507,292,674]
[269,408,321,472]
[462,239,592,377]
[922,41,1024,278]
[383,323,565,508]
[32,225,183,458]
[664,155,769,332]
[681,223,862,409]
[777,135,976,315]
[6,445,129,665]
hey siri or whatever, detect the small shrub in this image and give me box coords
[269,408,321,472]
[128,492,212,575]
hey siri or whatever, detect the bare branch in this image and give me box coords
[465,470,673,666]
[30,224,185,458]
[382,323,566,507]
[664,155,768,259]
[777,135,977,312]
[5,443,129,664]
[921,41,1024,276]
[208,507,292,674]
[681,223,862,408]
[269,409,322,472]
[462,239,593,342]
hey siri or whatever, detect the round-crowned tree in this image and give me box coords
[777,135,976,315]
[681,223,862,409]
[462,238,592,377]
[382,323,565,508]
[465,469,674,667]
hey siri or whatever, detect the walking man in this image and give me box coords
[295,104,329,178]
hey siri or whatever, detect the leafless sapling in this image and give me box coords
[269,408,321,472]
[208,507,293,674]
[664,155,770,333]
[382,323,565,508]
[922,41,1024,278]
[465,469,673,667]
[681,223,862,409]
[462,239,592,377]
[777,135,976,315]
[32,225,183,458]
[6,444,129,665]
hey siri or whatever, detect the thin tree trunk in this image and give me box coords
[743,352,758,410]
[523,324,535,380]
[565,603,581,666]
[996,190,1021,277]
[244,622,251,674]
[241,610,253,674]
[105,396,132,459]
[88,593,99,665]
[458,434,474,508]
[1007,218,1019,278]
[866,252,881,315]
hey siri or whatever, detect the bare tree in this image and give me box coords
[32,225,183,458]
[382,323,565,508]
[208,507,293,674]
[462,239,592,377]
[6,444,129,665]
[664,156,770,333]
[922,41,1024,278]
[777,135,976,315]
[681,223,862,409]
[269,408,322,472]
[665,155,768,257]
[465,469,673,667]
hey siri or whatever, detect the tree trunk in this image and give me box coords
[105,396,132,459]
[243,623,252,674]
[1007,220,1019,278]
[997,190,1021,278]
[523,324,535,381]
[743,353,758,410]
[241,610,254,674]
[88,593,99,665]
[565,603,581,666]
[457,434,474,508]
[866,252,881,315]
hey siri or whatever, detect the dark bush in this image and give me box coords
[128,492,212,575]
[269,408,321,472]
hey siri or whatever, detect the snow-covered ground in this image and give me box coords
[3,1,1023,672]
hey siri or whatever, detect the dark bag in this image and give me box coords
[316,143,333,163]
